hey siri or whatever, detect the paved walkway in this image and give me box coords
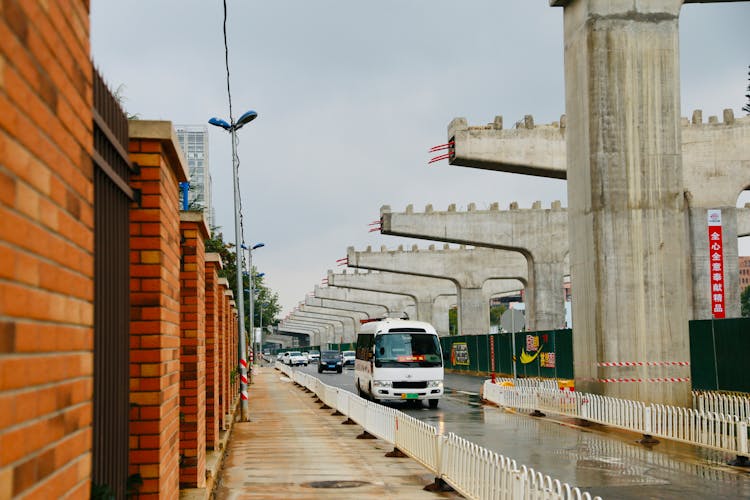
[214,367,459,499]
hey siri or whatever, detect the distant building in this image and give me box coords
[740,256,750,291]
[176,125,214,228]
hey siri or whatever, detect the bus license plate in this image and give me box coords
[402,393,418,400]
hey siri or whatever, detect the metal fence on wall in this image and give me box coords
[92,68,136,498]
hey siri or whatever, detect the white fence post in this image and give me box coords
[738,421,748,455]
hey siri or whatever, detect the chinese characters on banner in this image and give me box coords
[708,210,725,319]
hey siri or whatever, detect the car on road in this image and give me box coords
[308,351,320,363]
[318,350,343,373]
[286,351,308,366]
[276,352,288,365]
[342,350,355,367]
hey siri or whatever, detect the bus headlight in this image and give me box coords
[373,380,392,388]
[427,380,442,388]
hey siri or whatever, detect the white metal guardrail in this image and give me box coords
[694,391,750,422]
[484,379,750,457]
[394,412,439,471]
[281,367,599,500]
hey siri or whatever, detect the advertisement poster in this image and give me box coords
[450,342,470,366]
[540,352,556,368]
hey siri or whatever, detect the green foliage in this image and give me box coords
[489,303,507,329]
[204,230,281,330]
[741,285,750,317]
[448,307,457,336]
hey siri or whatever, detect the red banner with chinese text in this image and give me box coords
[708,210,725,319]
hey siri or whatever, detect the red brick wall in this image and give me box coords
[217,281,228,429]
[128,122,188,500]
[178,213,208,487]
[0,1,94,498]
[204,255,221,450]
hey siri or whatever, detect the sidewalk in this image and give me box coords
[214,367,459,499]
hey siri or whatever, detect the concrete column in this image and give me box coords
[289,313,347,343]
[447,111,750,320]
[380,203,566,331]
[327,269,456,326]
[306,296,386,318]
[347,245,528,336]
[300,304,366,330]
[431,296,455,336]
[556,0,690,405]
[314,284,415,317]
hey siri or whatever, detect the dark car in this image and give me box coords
[318,350,343,373]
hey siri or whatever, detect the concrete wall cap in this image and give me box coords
[217,277,229,287]
[179,210,210,238]
[128,120,189,183]
[206,252,223,267]
[380,205,391,215]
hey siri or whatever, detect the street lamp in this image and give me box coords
[208,109,258,421]
[242,242,265,366]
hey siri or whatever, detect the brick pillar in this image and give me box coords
[178,212,209,487]
[128,121,189,500]
[217,280,229,430]
[0,2,93,498]
[226,295,236,427]
[204,254,222,450]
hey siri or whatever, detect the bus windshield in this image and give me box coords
[374,332,442,368]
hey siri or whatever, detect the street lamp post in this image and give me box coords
[208,109,257,422]
[243,243,265,367]
[258,301,268,361]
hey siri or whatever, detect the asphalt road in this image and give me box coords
[291,363,750,499]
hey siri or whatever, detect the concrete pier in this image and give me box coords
[305,296,386,319]
[555,0,690,405]
[380,202,568,331]
[314,285,415,319]
[447,112,750,319]
[327,269,456,327]
[346,245,527,335]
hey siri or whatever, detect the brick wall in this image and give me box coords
[128,121,188,500]
[204,254,222,450]
[178,212,208,487]
[0,1,94,498]
[217,279,229,429]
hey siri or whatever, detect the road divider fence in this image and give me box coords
[275,364,600,500]
[485,378,750,457]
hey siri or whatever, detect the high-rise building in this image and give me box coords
[740,256,750,291]
[175,125,214,228]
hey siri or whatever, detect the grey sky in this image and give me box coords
[91,1,750,316]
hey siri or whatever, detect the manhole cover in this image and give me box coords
[303,480,370,489]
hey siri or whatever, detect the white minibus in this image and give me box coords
[354,318,443,408]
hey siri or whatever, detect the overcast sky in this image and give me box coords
[90,1,750,317]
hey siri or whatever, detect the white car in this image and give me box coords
[342,350,355,367]
[286,351,308,366]
[308,351,320,363]
[277,352,289,365]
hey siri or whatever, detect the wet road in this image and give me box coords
[296,364,750,499]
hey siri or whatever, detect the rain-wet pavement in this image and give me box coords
[214,366,460,499]
[302,365,750,499]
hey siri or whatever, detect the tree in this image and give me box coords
[489,303,507,330]
[204,230,281,330]
[448,307,457,336]
[741,285,750,317]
